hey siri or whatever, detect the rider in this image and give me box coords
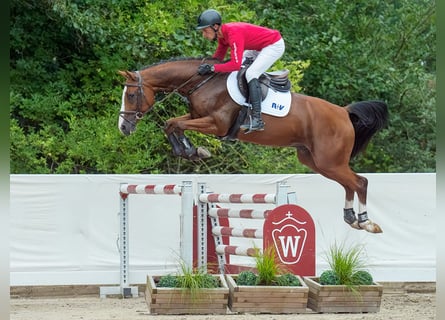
[196,9,285,132]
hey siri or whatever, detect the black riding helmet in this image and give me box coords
[196,9,222,30]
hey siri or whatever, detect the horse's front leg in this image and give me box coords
[164,114,211,160]
[164,114,191,136]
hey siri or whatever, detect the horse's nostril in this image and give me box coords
[119,124,133,136]
[119,124,129,135]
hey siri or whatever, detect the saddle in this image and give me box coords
[236,59,291,100]
[221,59,292,141]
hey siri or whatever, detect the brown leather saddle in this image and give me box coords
[236,62,291,101]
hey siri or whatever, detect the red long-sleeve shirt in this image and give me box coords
[212,22,282,73]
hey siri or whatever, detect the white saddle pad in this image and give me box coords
[226,71,291,117]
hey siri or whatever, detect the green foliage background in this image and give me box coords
[10,0,435,174]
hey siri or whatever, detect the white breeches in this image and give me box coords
[244,38,285,82]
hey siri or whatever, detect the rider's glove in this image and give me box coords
[198,64,215,75]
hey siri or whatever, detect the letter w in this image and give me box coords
[278,236,300,257]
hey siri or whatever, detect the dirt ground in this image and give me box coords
[9,291,436,320]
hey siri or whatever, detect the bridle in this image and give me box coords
[119,66,216,124]
[119,71,149,121]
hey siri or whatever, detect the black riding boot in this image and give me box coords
[241,78,265,132]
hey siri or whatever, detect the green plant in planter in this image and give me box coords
[305,242,382,313]
[236,246,302,286]
[176,265,219,290]
[352,270,374,285]
[236,270,257,286]
[157,260,219,291]
[157,274,179,287]
[319,270,340,285]
[255,246,281,286]
[275,272,301,286]
[321,241,374,287]
[147,259,229,314]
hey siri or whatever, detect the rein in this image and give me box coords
[119,65,215,122]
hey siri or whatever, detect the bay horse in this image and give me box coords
[118,57,388,233]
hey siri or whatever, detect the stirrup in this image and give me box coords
[240,117,265,133]
[243,126,264,134]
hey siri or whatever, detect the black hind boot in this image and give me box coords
[241,78,265,132]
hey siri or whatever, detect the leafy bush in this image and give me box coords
[236,269,301,287]
[200,274,220,288]
[157,273,218,289]
[352,270,374,285]
[157,274,178,288]
[319,269,374,286]
[236,271,257,286]
[275,273,301,287]
[319,270,340,285]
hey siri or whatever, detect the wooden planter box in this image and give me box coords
[226,274,309,314]
[304,276,383,313]
[145,275,229,315]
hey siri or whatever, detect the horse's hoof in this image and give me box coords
[197,147,211,159]
[348,221,363,230]
[359,220,383,233]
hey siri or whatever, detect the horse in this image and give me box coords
[118,57,388,233]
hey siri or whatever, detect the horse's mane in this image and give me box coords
[140,57,218,70]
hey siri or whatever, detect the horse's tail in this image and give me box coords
[346,100,389,158]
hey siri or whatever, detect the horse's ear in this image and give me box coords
[118,70,130,79]
[118,70,137,81]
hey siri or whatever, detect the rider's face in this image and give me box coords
[201,26,217,41]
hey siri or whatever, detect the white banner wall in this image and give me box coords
[10,173,436,286]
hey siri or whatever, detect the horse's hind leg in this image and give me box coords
[297,148,356,223]
[296,147,382,233]
[324,168,382,233]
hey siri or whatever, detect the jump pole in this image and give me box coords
[99,181,193,298]
[196,181,294,272]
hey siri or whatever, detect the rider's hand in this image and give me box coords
[198,64,215,75]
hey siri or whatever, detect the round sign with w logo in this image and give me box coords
[263,204,315,276]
